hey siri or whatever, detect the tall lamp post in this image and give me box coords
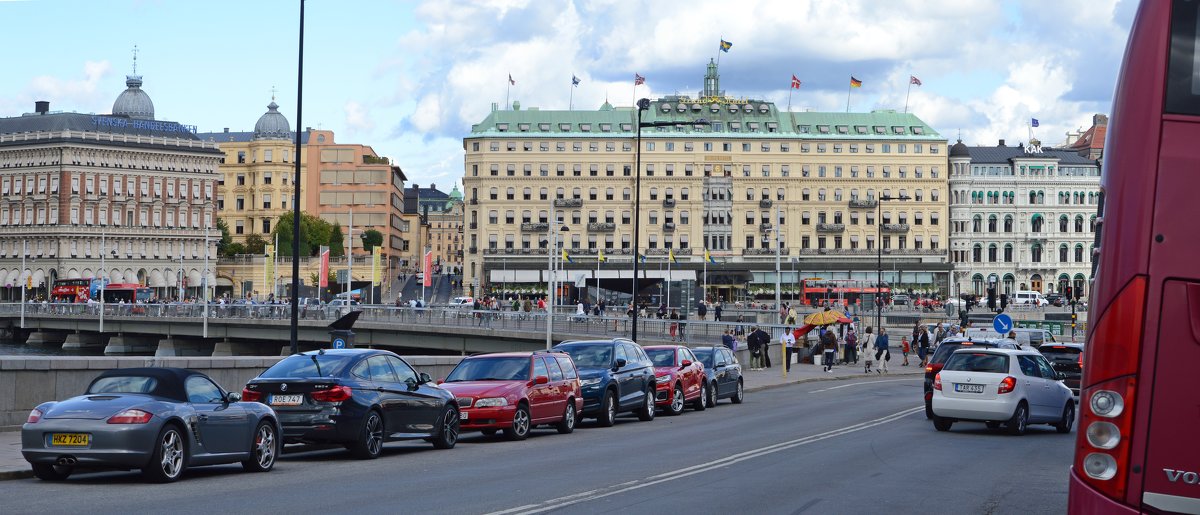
[544,199,567,349]
[629,98,709,342]
[876,194,911,333]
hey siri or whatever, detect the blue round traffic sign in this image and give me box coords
[332,338,346,349]
[993,314,1014,335]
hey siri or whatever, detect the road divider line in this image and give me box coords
[810,378,918,393]
[485,406,923,515]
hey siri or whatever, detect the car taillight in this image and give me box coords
[998,376,1016,394]
[310,385,352,403]
[107,409,153,424]
[26,408,43,424]
[242,388,262,403]
[933,373,942,391]
[1078,352,1083,369]
[1073,275,1146,502]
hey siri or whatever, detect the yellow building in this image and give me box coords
[462,61,950,305]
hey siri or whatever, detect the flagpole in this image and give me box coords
[787,88,793,113]
[506,75,511,110]
[666,255,672,310]
[703,250,708,302]
[595,253,601,304]
[569,84,574,111]
[904,80,913,114]
[846,77,852,113]
[716,36,722,68]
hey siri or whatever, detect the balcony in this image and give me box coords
[468,246,478,254]
[520,222,549,232]
[469,198,478,205]
[759,223,773,232]
[469,222,477,230]
[587,222,616,232]
[881,223,910,233]
[759,199,773,208]
[663,198,676,208]
[663,222,676,232]
[816,223,845,233]
[742,248,791,256]
[648,248,692,256]
[849,199,877,209]
[553,198,583,208]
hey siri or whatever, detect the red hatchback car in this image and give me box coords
[643,345,707,416]
[439,351,582,440]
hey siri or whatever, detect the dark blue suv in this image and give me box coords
[554,339,656,426]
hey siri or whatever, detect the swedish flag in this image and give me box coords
[562,249,572,263]
[705,249,717,264]
[598,249,606,262]
[720,39,732,52]
[668,249,676,264]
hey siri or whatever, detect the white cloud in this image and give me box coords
[0,61,112,116]
[343,100,375,134]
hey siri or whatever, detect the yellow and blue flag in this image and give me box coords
[668,249,676,264]
[562,249,572,263]
[705,249,717,264]
[597,249,606,262]
[720,39,732,52]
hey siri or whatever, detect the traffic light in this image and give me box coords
[1065,286,1074,301]
[1000,293,1008,311]
[987,287,996,310]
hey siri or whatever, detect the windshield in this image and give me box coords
[692,348,715,367]
[559,345,613,369]
[944,352,1010,373]
[445,357,530,382]
[645,348,677,367]
[259,354,355,378]
[88,376,158,394]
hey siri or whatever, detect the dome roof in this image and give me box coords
[112,75,155,120]
[448,185,463,200]
[254,101,291,140]
[949,139,970,158]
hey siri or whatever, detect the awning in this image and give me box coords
[188,269,202,286]
[165,270,178,287]
[149,270,166,288]
[206,272,216,288]
[216,277,234,287]
[490,270,517,282]
[641,270,697,280]
[31,269,44,288]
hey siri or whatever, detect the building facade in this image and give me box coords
[947,139,1101,299]
[0,73,222,301]
[399,184,464,274]
[462,62,950,305]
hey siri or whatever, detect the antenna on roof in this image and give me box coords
[271,85,277,102]
[131,44,139,75]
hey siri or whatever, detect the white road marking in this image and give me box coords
[484,406,924,515]
[809,378,918,393]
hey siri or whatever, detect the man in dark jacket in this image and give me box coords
[821,329,839,372]
[747,326,770,370]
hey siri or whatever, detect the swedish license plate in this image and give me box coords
[270,394,303,406]
[459,411,468,420]
[50,433,89,446]
[955,383,985,393]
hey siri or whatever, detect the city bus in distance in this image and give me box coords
[1068,1,1200,513]
[99,283,152,304]
[50,278,92,302]
[800,279,890,307]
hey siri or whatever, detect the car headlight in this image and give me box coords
[580,378,601,387]
[473,397,508,408]
[656,375,672,384]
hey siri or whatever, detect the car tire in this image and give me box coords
[596,389,617,427]
[431,404,460,449]
[241,420,278,473]
[666,384,685,416]
[143,424,187,483]
[556,401,576,434]
[504,403,531,441]
[350,410,385,459]
[1055,401,1075,434]
[933,416,953,432]
[31,463,72,481]
[707,381,719,408]
[731,379,744,404]
[924,399,933,420]
[1007,402,1029,436]
[636,388,656,421]
[692,383,708,411]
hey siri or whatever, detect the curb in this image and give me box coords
[0,469,32,480]
[744,371,924,393]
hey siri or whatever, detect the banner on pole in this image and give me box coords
[264,244,274,293]
[423,250,433,287]
[319,246,330,288]
[371,248,381,284]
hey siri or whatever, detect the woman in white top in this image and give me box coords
[780,329,797,372]
[860,328,875,373]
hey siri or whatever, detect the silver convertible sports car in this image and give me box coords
[21,367,281,482]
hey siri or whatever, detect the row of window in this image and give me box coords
[958,164,1100,177]
[954,243,1094,264]
[954,214,1098,234]
[474,161,941,180]
[480,209,942,227]
[228,148,290,165]
[479,185,942,203]
[478,139,939,156]
[953,190,1100,205]
[0,174,212,200]
[216,193,289,211]
[481,232,940,251]
[1,203,207,229]
[0,238,209,260]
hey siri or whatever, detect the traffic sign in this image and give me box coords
[332,338,346,349]
[993,313,1014,334]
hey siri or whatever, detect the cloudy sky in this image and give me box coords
[1,0,1136,189]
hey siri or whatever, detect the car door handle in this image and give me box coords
[198,415,208,421]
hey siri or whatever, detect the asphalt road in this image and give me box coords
[0,377,1075,515]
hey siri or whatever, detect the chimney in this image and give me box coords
[223,127,230,133]
[35,101,49,114]
[1094,114,1109,126]
[998,139,1005,147]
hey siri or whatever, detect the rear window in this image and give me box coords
[260,354,355,378]
[1039,346,1082,363]
[445,357,531,382]
[645,348,676,367]
[88,376,158,394]
[944,352,1010,373]
[932,343,994,364]
[555,356,578,379]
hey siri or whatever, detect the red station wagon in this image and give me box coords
[439,351,583,440]
[643,345,707,416]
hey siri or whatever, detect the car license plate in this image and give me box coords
[459,411,468,420]
[270,394,303,406]
[50,433,89,447]
[955,383,985,393]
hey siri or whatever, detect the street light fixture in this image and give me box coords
[876,194,911,333]
[630,98,710,342]
[544,201,569,350]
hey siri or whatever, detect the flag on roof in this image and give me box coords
[1031,118,1040,127]
[720,39,732,52]
[910,75,922,86]
[508,74,515,85]
[572,75,580,86]
[634,73,645,86]
[791,75,801,89]
[850,76,863,88]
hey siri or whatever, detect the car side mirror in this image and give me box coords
[680,359,692,369]
[716,361,727,367]
[225,392,241,403]
[534,375,549,385]
[613,358,627,371]
[1057,372,1066,380]
[419,372,433,384]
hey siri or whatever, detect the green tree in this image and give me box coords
[328,223,345,257]
[272,213,336,257]
[245,234,267,255]
[361,229,384,252]
[224,242,247,256]
[215,218,233,256]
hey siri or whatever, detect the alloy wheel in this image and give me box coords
[160,429,184,479]
[670,386,684,414]
[255,424,276,468]
[365,413,384,456]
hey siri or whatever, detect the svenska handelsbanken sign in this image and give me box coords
[91,116,197,134]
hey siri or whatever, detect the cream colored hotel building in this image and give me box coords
[462,62,950,306]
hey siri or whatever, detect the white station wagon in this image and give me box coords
[931,348,1075,435]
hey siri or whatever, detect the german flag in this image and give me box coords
[850,76,863,88]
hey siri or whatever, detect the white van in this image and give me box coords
[963,327,1056,348]
[1012,290,1049,307]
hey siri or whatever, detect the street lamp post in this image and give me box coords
[774,208,782,320]
[629,98,710,342]
[876,194,911,333]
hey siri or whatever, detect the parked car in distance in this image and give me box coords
[690,345,744,407]
[450,296,474,307]
[924,337,1020,419]
[553,339,657,427]
[643,345,707,416]
[438,351,582,440]
[1045,293,1065,307]
[1037,343,1083,397]
[891,294,911,306]
[243,349,459,459]
[1012,290,1050,307]
[931,348,1075,435]
[22,368,280,483]
[963,327,1056,348]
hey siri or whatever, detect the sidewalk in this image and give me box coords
[0,363,922,480]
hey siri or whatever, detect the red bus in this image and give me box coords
[800,279,890,307]
[1069,1,1200,513]
[99,283,153,304]
[51,278,92,302]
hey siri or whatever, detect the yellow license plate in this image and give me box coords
[50,433,89,446]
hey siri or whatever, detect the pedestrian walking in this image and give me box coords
[861,327,875,373]
[668,308,680,341]
[713,302,723,321]
[874,328,891,374]
[697,301,708,320]
[845,328,859,365]
[821,328,838,373]
[747,326,768,370]
[918,325,931,367]
[761,326,772,369]
[781,328,797,372]
[901,336,911,366]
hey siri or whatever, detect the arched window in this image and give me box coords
[1004,216,1014,233]
[1029,191,1037,204]
[988,215,997,232]
[1059,244,1069,262]
[1031,215,1044,233]
[988,244,998,262]
[972,274,984,296]
[973,244,982,263]
[1090,215,1097,232]
[1037,191,1045,204]
[1031,244,1043,262]
[1075,215,1084,233]
[1059,215,1069,233]
[972,215,982,232]
[1075,244,1085,262]
[1004,244,1014,263]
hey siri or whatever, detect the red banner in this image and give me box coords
[319,247,330,288]
[423,250,433,287]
